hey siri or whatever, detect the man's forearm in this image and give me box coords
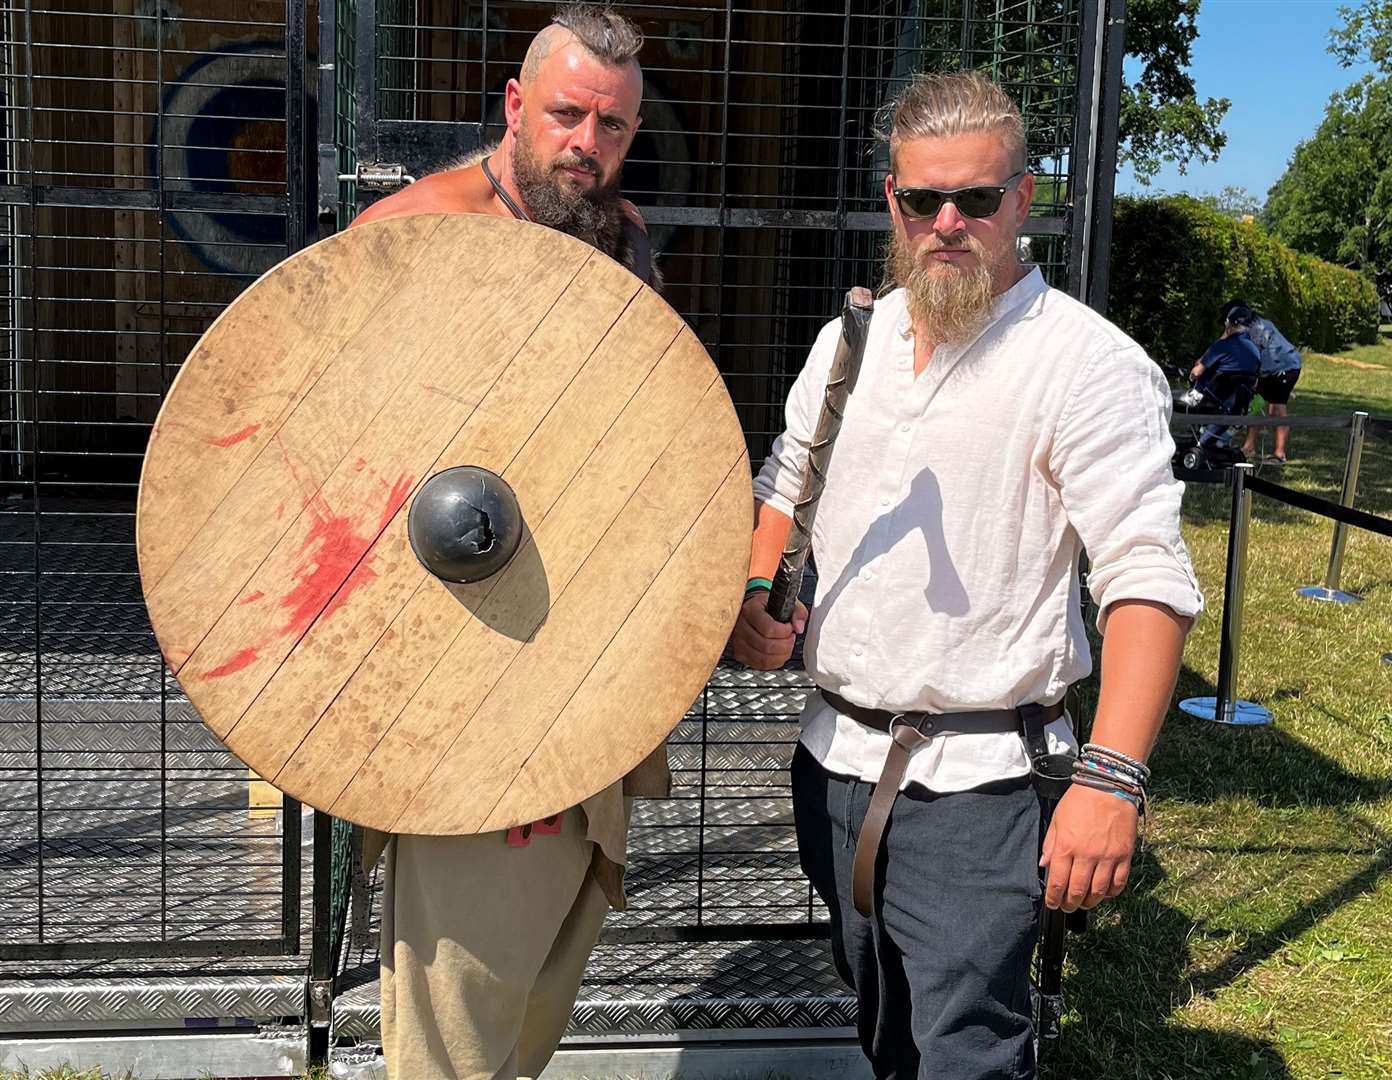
[1088,599,1190,762]
[749,501,793,581]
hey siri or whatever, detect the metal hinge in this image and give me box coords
[338,162,417,190]
[307,977,333,1026]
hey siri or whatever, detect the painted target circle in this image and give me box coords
[156,41,306,278]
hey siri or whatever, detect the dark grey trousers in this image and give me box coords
[791,744,1043,1080]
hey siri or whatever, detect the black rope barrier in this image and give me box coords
[1370,417,1392,444]
[1172,413,1353,430]
[1245,475,1392,539]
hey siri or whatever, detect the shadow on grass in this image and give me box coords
[1053,662,1392,1078]
[1049,845,1298,1080]
[1156,664,1392,807]
[1057,821,1392,1078]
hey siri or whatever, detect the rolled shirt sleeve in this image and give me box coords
[1050,342,1205,629]
[752,317,842,517]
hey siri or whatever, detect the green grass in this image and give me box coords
[1047,330,1392,1079]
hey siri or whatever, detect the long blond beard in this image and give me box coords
[888,230,1000,347]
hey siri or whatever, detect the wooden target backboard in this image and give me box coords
[136,213,751,835]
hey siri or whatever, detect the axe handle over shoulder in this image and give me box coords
[767,287,875,624]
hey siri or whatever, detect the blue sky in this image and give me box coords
[1115,0,1375,200]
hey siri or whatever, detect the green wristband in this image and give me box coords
[745,576,773,593]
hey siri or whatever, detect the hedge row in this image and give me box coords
[1107,195,1379,364]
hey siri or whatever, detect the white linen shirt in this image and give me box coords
[753,268,1204,792]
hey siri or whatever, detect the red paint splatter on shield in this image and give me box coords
[201,646,260,679]
[280,498,373,638]
[209,423,261,448]
[202,466,414,680]
[323,559,375,621]
[277,473,413,635]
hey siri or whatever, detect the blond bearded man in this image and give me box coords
[349,6,667,1078]
[730,73,1203,1078]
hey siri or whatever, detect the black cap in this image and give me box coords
[1224,305,1256,328]
[1219,298,1251,323]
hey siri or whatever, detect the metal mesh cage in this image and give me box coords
[353,0,1086,467]
[339,0,1101,945]
[0,0,308,961]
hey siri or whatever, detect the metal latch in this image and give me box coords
[338,162,417,190]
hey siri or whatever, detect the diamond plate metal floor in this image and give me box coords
[2,669,852,1036]
[332,938,854,1043]
[329,663,855,1041]
[3,496,846,1036]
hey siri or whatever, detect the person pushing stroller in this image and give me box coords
[1188,304,1262,453]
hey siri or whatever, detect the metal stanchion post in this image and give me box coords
[1181,464,1272,726]
[1299,411,1368,604]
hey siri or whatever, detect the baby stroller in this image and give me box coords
[1163,364,1256,471]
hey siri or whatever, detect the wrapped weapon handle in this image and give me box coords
[766,287,875,624]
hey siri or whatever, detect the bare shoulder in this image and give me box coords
[348,168,491,229]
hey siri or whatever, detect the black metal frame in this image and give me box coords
[1067,0,1125,309]
[338,1,1086,244]
[0,0,313,964]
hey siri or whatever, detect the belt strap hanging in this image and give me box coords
[819,689,1065,917]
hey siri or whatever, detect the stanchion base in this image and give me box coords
[1179,697,1273,726]
[1297,585,1362,604]
[1382,653,1392,666]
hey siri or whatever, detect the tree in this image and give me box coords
[1119,0,1231,184]
[1195,185,1262,220]
[1329,0,1392,73]
[1263,76,1392,305]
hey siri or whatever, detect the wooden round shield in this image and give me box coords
[137,213,751,834]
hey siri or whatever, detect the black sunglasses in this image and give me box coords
[891,171,1025,220]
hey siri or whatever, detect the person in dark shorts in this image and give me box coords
[1221,298,1303,464]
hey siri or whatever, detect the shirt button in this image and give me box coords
[880,496,890,506]
[900,423,910,433]
[853,646,864,656]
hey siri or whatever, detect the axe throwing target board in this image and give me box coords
[136,212,752,835]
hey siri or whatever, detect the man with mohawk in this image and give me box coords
[351,5,662,1077]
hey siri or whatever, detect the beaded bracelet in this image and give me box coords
[1072,774,1146,815]
[1073,756,1146,789]
[1081,743,1151,781]
[1073,759,1144,796]
[1072,743,1151,839]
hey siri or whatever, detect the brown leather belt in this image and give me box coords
[819,688,1066,917]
